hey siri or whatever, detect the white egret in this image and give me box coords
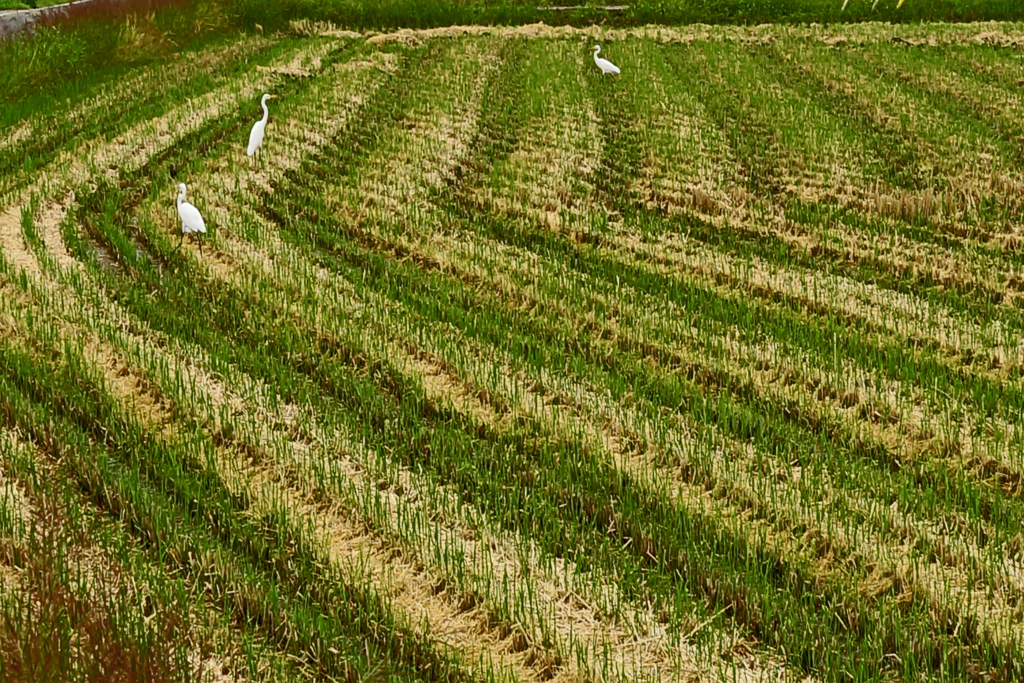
[592,45,620,75]
[246,93,275,159]
[175,183,206,256]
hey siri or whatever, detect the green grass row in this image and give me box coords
[40,34,1021,681]
[6,25,1024,683]
[0,268,482,683]
[3,0,1023,110]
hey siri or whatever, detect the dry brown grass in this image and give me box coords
[0,483,191,683]
[353,21,1024,48]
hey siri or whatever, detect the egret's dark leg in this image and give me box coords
[196,234,204,258]
[174,232,184,251]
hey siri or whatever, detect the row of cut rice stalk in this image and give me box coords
[280,195,1024,663]
[631,42,1024,320]
[364,196,1024,535]
[473,41,602,234]
[14,34,740,683]
[354,33,1024,548]
[175,33,804,683]
[12,29,1024,683]
[279,190,1021,682]
[940,43,1024,94]
[0,35,279,201]
[1,36,503,683]
[573,42,1024,382]
[0,31,347,260]
[0,35,311,204]
[522,48,1024,458]
[424,46,1024,496]
[613,228,1024,405]
[54,113,1024,667]
[846,42,1024,244]
[195,25,1019,679]
[771,39,1024,247]
[330,111,1024,663]
[457,41,1024,481]
[0,425,295,683]
[667,36,1024,310]
[164,35,773,683]
[417,47,1024,661]
[0,301,304,682]
[258,44,1024,683]
[0,272,477,683]
[852,41,1024,172]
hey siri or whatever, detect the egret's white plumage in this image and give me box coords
[246,93,274,158]
[176,182,206,255]
[592,45,620,75]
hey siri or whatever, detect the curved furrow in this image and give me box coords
[0,353,287,683]
[376,52,1024,673]
[0,34,505,683]
[321,197,1024,659]
[180,37,807,683]
[0,259,478,683]
[213,221,806,682]
[614,230,1022,379]
[771,40,1024,247]
[0,36,279,198]
[417,45,1024,494]
[632,46,1024,319]
[7,23,1024,683]
[200,37,745,683]
[235,49,1024,683]
[22,32,603,683]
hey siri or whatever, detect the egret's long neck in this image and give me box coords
[594,46,601,57]
[261,100,270,123]
[177,190,185,208]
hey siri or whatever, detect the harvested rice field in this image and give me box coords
[2,19,1024,683]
